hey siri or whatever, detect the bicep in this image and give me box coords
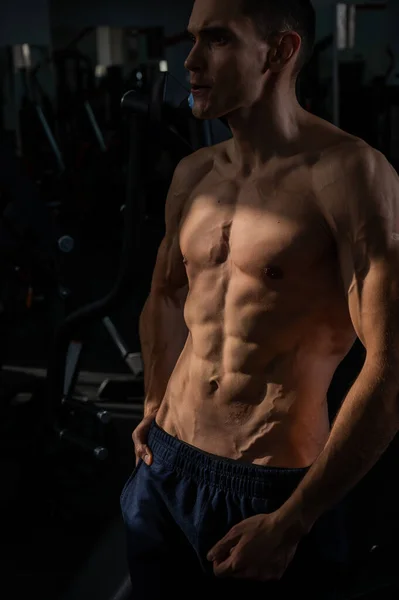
[346,251,399,358]
[150,235,188,298]
[337,151,399,358]
[149,148,211,298]
[150,160,189,297]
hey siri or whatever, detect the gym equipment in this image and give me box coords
[0,137,61,399]
[45,77,154,460]
[332,2,388,128]
[304,3,398,165]
[19,33,123,232]
[11,44,64,179]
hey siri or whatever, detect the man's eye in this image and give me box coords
[212,36,228,46]
[187,33,229,47]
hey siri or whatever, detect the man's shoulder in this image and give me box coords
[166,142,226,217]
[176,142,225,175]
[309,122,398,234]
[175,140,228,183]
[310,120,389,193]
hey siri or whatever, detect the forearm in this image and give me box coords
[139,286,188,418]
[281,357,399,534]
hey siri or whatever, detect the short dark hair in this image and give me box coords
[240,0,316,73]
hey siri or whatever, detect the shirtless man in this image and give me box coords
[120,0,399,596]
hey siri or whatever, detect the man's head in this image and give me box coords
[185,0,315,120]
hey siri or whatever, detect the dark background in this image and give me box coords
[0,1,399,599]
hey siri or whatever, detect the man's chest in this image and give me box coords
[179,166,335,281]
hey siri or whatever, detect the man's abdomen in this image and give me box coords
[156,339,335,468]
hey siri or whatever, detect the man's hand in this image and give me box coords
[207,511,304,582]
[132,412,157,466]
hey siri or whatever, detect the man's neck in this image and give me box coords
[227,82,306,176]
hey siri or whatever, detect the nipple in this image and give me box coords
[264,265,283,280]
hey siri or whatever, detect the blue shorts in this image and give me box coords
[120,421,349,598]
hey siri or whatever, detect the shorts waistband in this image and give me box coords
[148,421,310,497]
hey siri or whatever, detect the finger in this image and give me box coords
[213,552,249,579]
[132,419,155,465]
[213,543,250,579]
[136,444,153,465]
[213,556,235,578]
[207,532,241,561]
[132,421,152,445]
[132,431,153,463]
[207,541,233,562]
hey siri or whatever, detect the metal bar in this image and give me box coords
[64,341,83,397]
[102,316,129,358]
[332,4,341,127]
[124,353,143,376]
[35,103,65,172]
[84,101,107,152]
[56,428,108,460]
[62,396,111,424]
[354,3,387,9]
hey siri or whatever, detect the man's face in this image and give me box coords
[185,0,269,120]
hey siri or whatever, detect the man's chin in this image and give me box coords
[192,104,226,121]
[192,105,211,120]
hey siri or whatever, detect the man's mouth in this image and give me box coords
[191,85,211,95]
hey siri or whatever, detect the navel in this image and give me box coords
[209,379,219,393]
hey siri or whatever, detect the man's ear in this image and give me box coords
[265,31,302,72]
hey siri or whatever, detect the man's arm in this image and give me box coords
[139,158,190,418]
[280,145,399,535]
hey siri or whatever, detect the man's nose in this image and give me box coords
[184,43,206,72]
